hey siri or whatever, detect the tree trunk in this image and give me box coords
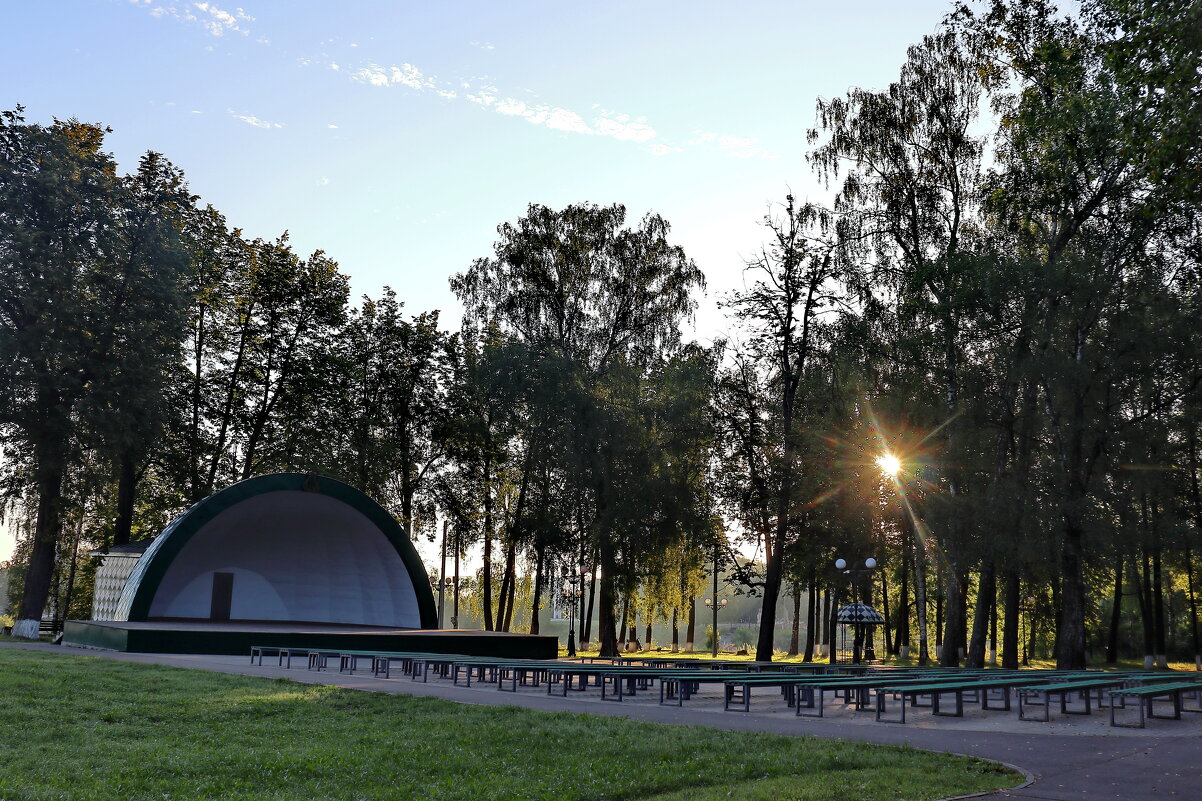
[529,542,544,635]
[13,464,65,640]
[935,587,944,660]
[188,303,207,502]
[582,555,596,646]
[495,547,511,632]
[501,541,518,632]
[481,452,494,631]
[989,585,998,664]
[755,529,786,661]
[685,597,696,653]
[803,574,816,662]
[1152,532,1167,669]
[452,525,461,629]
[1002,569,1020,669]
[597,533,620,657]
[940,551,967,666]
[58,514,84,629]
[913,529,930,665]
[1106,555,1124,663]
[113,453,138,547]
[618,589,632,650]
[967,560,995,668]
[204,303,255,497]
[1132,552,1154,669]
[757,385,799,662]
[671,607,679,653]
[788,580,802,656]
[1186,545,1200,670]
[881,568,893,656]
[828,583,840,663]
[1055,508,1089,670]
[1025,595,1038,665]
[1187,429,1202,670]
[820,587,831,659]
[895,549,910,658]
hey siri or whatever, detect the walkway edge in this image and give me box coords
[935,754,1034,801]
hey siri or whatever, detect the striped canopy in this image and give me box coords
[836,602,885,624]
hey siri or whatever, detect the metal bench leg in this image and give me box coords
[1148,693,1183,721]
[1019,691,1049,722]
[1109,694,1146,728]
[875,690,906,724]
[797,688,824,717]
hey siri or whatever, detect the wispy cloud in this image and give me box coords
[228,109,283,129]
[690,130,778,160]
[352,62,434,90]
[648,143,683,157]
[143,1,254,37]
[134,4,769,158]
[593,109,656,143]
[193,2,251,36]
[494,99,593,135]
[357,61,674,150]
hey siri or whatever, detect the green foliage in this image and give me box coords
[451,203,710,651]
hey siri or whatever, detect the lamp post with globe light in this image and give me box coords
[561,567,587,658]
[430,574,455,629]
[832,556,879,664]
[705,596,728,658]
[705,531,730,658]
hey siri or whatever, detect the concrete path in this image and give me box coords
[5,643,1200,800]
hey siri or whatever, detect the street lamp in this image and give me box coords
[429,574,441,627]
[561,567,586,658]
[833,557,879,664]
[704,596,728,658]
[429,575,458,628]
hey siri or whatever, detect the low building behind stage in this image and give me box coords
[90,540,152,621]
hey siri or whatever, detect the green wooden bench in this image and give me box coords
[250,645,304,668]
[720,674,855,712]
[874,676,1049,723]
[1016,678,1130,721]
[792,675,969,718]
[543,665,688,699]
[1108,681,1202,728]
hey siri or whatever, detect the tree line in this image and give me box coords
[3,0,1201,666]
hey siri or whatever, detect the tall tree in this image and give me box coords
[0,111,189,638]
[452,202,704,657]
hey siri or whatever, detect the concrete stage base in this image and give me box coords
[63,620,558,659]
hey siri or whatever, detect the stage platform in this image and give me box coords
[63,620,558,659]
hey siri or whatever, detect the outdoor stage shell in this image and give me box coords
[65,473,557,658]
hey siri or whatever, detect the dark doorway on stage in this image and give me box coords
[210,573,233,621]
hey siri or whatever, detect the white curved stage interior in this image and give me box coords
[148,490,422,627]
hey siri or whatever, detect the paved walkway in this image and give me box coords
[5,643,1201,800]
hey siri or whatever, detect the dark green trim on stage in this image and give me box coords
[114,473,437,628]
[64,621,558,659]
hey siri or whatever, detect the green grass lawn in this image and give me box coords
[0,646,1018,801]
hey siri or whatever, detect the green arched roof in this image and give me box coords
[114,473,437,627]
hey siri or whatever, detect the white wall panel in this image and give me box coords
[147,490,420,626]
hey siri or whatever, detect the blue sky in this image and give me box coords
[1,0,957,562]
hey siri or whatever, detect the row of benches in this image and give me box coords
[247,645,1202,728]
